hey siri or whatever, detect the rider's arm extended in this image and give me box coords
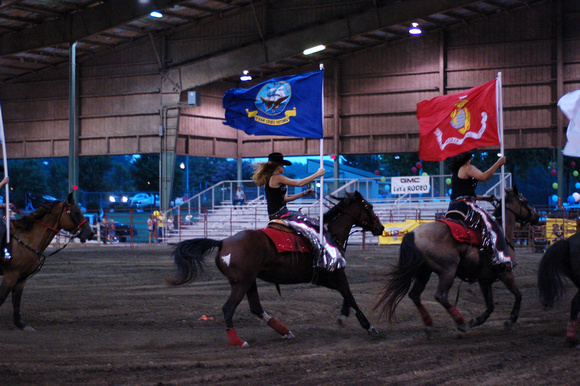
[464,156,506,182]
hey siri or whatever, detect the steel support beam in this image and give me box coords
[68,42,79,202]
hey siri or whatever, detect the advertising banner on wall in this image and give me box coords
[379,220,431,245]
[545,218,576,244]
[391,176,430,195]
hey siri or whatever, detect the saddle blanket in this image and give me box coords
[260,227,311,254]
[437,219,481,245]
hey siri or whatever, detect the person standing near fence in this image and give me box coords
[154,209,165,242]
[101,211,109,245]
[108,219,116,243]
[147,213,157,244]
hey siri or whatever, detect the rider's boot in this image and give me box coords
[493,250,513,272]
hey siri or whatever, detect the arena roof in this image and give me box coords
[0,0,548,85]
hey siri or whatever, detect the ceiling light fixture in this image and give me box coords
[240,70,252,81]
[150,11,163,18]
[303,45,326,55]
[409,22,422,35]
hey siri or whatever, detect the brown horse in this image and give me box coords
[374,186,539,337]
[168,191,385,347]
[0,192,94,330]
[538,231,580,346]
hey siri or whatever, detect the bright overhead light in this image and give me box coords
[240,70,252,82]
[303,45,326,55]
[409,22,422,35]
[150,11,163,18]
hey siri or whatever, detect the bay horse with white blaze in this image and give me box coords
[168,191,385,347]
[0,193,94,330]
[538,231,580,346]
[374,186,539,337]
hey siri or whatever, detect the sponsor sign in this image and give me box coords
[391,176,430,195]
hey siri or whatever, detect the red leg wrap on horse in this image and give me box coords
[226,328,246,346]
[418,305,433,326]
[268,317,290,335]
[566,320,577,343]
[447,306,465,325]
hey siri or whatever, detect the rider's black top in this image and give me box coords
[265,176,287,217]
[450,171,477,200]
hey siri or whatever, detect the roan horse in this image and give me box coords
[374,186,539,337]
[0,193,94,330]
[167,191,385,347]
[538,231,580,346]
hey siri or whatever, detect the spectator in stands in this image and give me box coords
[252,152,345,271]
[233,186,246,208]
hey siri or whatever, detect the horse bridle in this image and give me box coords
[12,200,89,280]
[503,194,536,225]
[36,201,88,238]
[324,196,379,232]
[60,202,89,237]
[493,193,537,252]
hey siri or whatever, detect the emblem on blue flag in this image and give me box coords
[223,70,323,139]
[257,82,291,115]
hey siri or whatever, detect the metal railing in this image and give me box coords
[164,173,513,244]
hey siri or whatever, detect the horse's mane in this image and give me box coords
[492,188,517,218]
[323,192,361,223]
[13,200,62,232]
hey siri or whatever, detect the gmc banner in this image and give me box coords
[391,176,430,194]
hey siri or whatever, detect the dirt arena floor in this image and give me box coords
[0,241,579,385]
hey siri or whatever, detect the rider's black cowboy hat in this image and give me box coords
[268,152,292,166]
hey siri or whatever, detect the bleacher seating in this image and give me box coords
[164,198,466,245]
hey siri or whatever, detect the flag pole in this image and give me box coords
[0,102,9,241]
[497,72,505,232]
[319,64,325,244]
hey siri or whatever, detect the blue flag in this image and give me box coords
[223,70,323,139]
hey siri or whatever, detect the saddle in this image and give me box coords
[260,219,311,254]
[437,218,481,245]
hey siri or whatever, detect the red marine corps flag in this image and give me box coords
[417,79,500,161]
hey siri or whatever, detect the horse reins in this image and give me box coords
[12,201,88,280]
[322,196,378,232]
[320,196,379,251]
[494,194,536,249]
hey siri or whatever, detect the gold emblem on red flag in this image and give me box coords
[450,99,471,135]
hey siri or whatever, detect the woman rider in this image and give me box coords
[446,151,512,271]
[252,152,345,271]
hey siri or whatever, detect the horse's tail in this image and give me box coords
[373,232,425,322]
[166,238,222,286]
[538,239,572,308]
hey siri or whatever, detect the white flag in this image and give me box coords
[559,90,580,157]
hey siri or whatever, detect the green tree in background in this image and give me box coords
[130,154,159,192]
[47,158,68,198]
[341,154,380,171]
[107,161,135,192]
[7,159,48,207]
[80,156,114,192]
[2,148,571,209]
